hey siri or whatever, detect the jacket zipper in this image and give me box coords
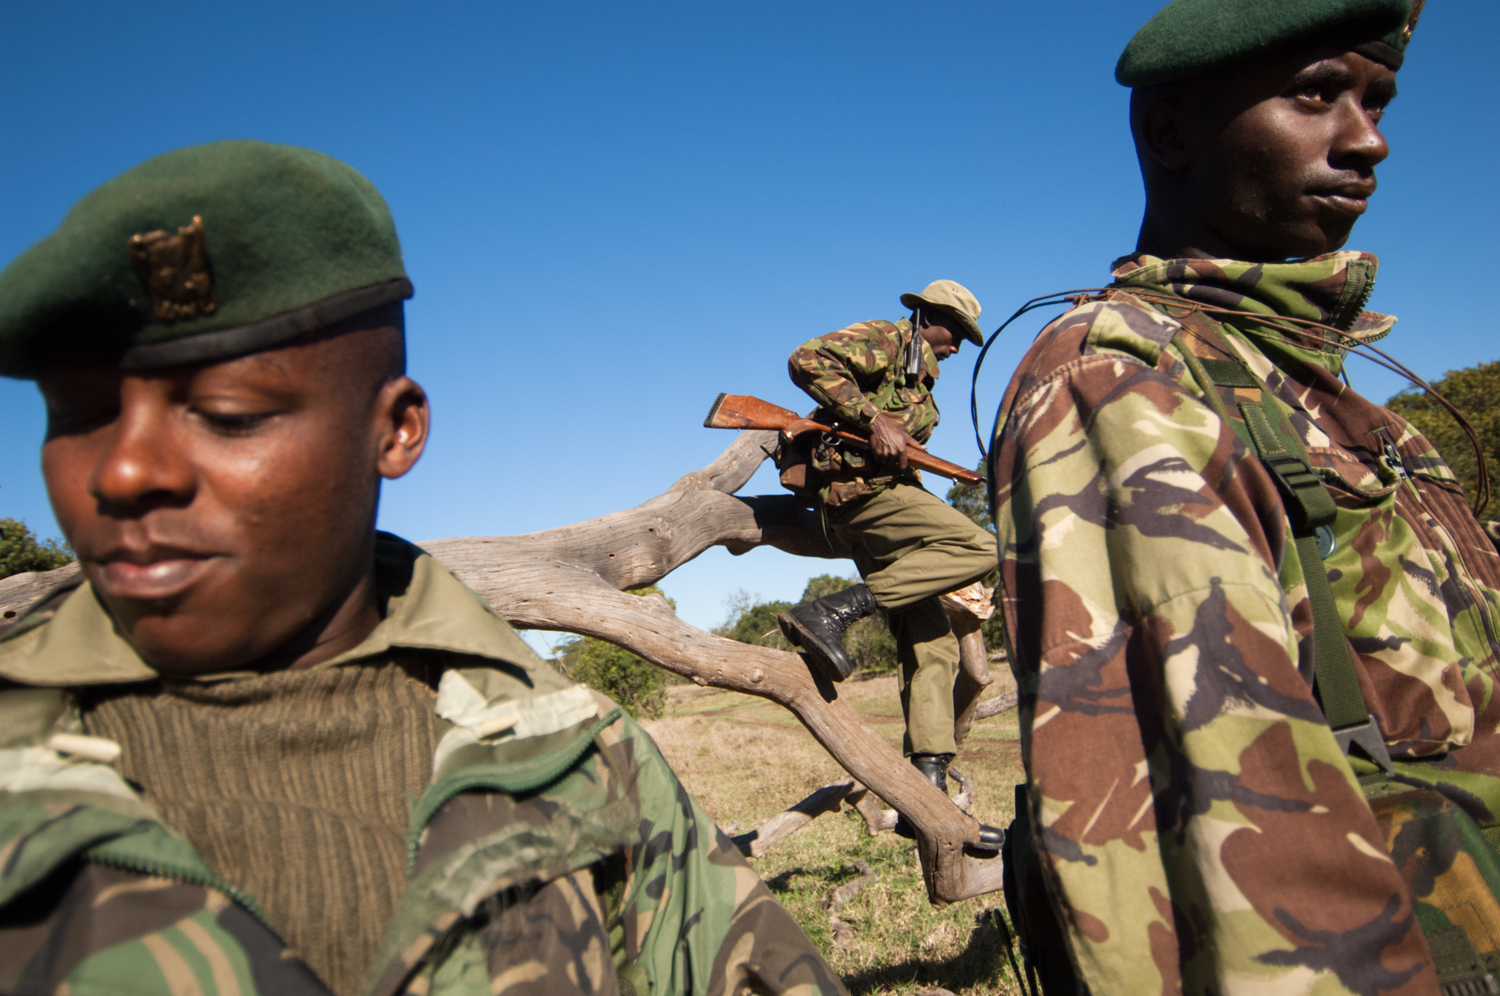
[1379,432,1417,497]
[88,848,276,934]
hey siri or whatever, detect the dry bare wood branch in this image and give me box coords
[732,777,861,858]
[825,860,876,912]
[0,563,81,622]
[948,765,977,797]
[947,765,977,815]
[852,786,899,835]
[942,582,995,747]
[972,689,1019,721]
[826,860,876,950]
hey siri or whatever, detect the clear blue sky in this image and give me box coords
[3,1,1496,645]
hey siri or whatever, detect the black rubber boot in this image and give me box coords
[896,753,953,841]
[895,753,1005,852]
[911,752,953,793]
[777,583,878,682]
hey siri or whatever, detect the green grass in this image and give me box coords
[645,675,1027,995]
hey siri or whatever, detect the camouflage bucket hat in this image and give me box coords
[0,140,412,378]
[900,279,984,346]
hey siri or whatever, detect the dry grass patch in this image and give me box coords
[644,676,1027,995]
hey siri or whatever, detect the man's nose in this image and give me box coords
[1333,97,1389,170]
[88,382,195,512]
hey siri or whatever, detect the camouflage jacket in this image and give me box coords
[788,318,941,506]
[990,252,1500,995]
[0,534,846,996]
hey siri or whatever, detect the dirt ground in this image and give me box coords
[642,673,1028,996]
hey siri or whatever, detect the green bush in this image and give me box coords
[944,472,993,536]
[715,575,898,675]
[555,586,671,720]
[1386,361,1500,518]
[0,519,73,581]
[714,592,796,652]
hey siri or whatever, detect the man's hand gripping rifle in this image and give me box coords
[703,393,982,485]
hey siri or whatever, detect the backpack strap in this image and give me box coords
[1171,318,1392,773]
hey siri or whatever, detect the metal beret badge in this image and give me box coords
[127,215,217,322]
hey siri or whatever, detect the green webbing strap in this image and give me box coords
[1170,323,1389,769]
[1238,399,1369,732]
[1198,358,1260,389]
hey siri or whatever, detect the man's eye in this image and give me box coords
[194,410,274,434]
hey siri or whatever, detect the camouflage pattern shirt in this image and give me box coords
[788,318,941,506]
[990,252,1500,995]
[0,534,847,996]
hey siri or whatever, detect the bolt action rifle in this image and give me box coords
[703,393,982,485]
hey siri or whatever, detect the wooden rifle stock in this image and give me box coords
[704,393,982,486]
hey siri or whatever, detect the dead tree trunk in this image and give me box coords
[0,430,1007,904]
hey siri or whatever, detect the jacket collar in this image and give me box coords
[0,532,543,687]
[1111,251,1398,345]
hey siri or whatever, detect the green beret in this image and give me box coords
[0,140,412,378]
[1116,0,1418,88]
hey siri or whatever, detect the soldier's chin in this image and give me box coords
[110,607,262,676]
[1258,220,1354,261]
[1307,209,1360,255]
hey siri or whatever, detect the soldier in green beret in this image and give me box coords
[989,1,1500,993]
[0,141,847,996]
[776,280,1002,848]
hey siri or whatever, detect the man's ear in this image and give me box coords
[373,376,429,480]
[1139,95,1191,171]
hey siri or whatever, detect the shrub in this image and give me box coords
[716,575,898,675]
[714,591,796,652]
[1386,361,1500,518]
[944,472,993,536]
[555,585,671,720]
[0,519,73,581]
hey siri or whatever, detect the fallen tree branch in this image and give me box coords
[732,760,985,858]
[947,764,977,816]
[972,690,1018,722]
[732,777,861,858]
[826,860,875,950]
[0,564,80,622]
[853,788,899,835]
[942,583,995,747]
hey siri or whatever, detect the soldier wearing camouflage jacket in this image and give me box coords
[787,316,942,509]
[992,251,1500,995]
[989,0,1500,993]
[0,536,843,996]
[778,283,1003,846]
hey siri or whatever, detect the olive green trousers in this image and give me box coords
[827,483,996,756]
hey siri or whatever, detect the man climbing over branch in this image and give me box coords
[777,280,1002,849]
